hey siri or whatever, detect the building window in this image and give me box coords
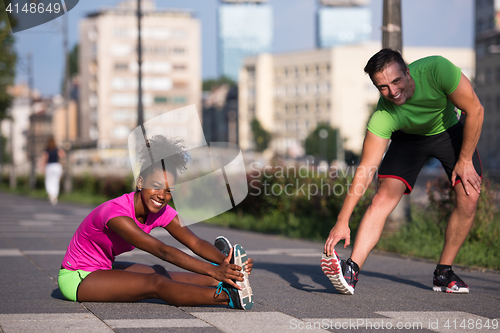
[172,47,185,54]
[173,81,188,89]
[485,68,494,84]
[173,64,187,71]
[173,96,187,104]
[248,88,255,98]
[485,95,492,111]
[144,78,173,91]
[172,29,187,39]
[247,66,256,79]
[111,94,136,107]
[112,126,130,139]
[111,44,133,56]
[477,43,486,59]
[112,77,136,90]
[477,69,485,86]
[113,28,129,38]
[154,96,168,104]
[114,62,128,71]
[113,109,135,122]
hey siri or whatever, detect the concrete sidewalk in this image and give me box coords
[0,191,499,332]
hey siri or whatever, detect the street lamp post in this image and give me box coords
[28,52,36,190]
[63,12,72,193]
[319,129,328,163]
[382,0,402,52]
[137,0,144,128]
[382,0,410,232]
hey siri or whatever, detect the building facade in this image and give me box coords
[218,0,272,81]
[1,85,32,175]
[202,85,238,145]
[317,0,371,48]
[79,0,202,150]
[238,43,475,158]
[475,0,500,178]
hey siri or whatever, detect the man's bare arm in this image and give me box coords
[447,73,484,195]
[324,130,389,255]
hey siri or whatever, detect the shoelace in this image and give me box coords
[215,282,223,298]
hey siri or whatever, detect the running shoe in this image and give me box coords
[215,282,246,310]
[214,236,232,259]
[433,268,469,293]
[321,251,359,295]
[231,244,253,309]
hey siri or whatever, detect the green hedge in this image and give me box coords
[0,173,135,204]
[206,165,375,242]
[377,176,500,270]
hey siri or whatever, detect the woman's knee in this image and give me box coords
[151,264,171,278]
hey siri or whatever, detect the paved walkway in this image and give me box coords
[0,192,499,332]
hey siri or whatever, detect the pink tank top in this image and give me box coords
[62,192,177,271]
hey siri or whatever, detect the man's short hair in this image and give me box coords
[364,49,407,80]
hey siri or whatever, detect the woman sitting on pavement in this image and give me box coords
[58,135,254,310]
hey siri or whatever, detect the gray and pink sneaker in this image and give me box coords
[321,251,359,295]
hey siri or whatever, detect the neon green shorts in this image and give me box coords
[58,268,92,302]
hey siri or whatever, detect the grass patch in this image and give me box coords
[376,176,500,271]
[0,184,108,207]
[376,207,500,270]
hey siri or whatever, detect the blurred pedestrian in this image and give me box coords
[41,137,65,205]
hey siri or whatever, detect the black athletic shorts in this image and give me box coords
[378,122,482,194]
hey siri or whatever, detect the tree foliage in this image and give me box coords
[0,10,17,120]
[304,122,338,164]
[202,76,236,92]
[251,118,271,152]
[69,44,78,78]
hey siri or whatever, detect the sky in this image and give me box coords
[8,0,475,96]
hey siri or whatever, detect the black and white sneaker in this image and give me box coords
[214,236,232,259]
[433,268,469,293]
[321,251,359,295]
[213,239,253,309]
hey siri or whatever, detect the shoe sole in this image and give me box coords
[233,244,254,309]
[321,252,354,295]
[432,286,469,293]
[214,236,232,259]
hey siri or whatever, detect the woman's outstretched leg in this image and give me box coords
[77,269,228,306]
[113,261,220,287]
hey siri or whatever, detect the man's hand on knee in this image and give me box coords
[451,158,481,195]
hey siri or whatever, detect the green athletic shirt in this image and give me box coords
[367,55,462,139]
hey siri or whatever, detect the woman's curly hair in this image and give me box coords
[137,135,189,181]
